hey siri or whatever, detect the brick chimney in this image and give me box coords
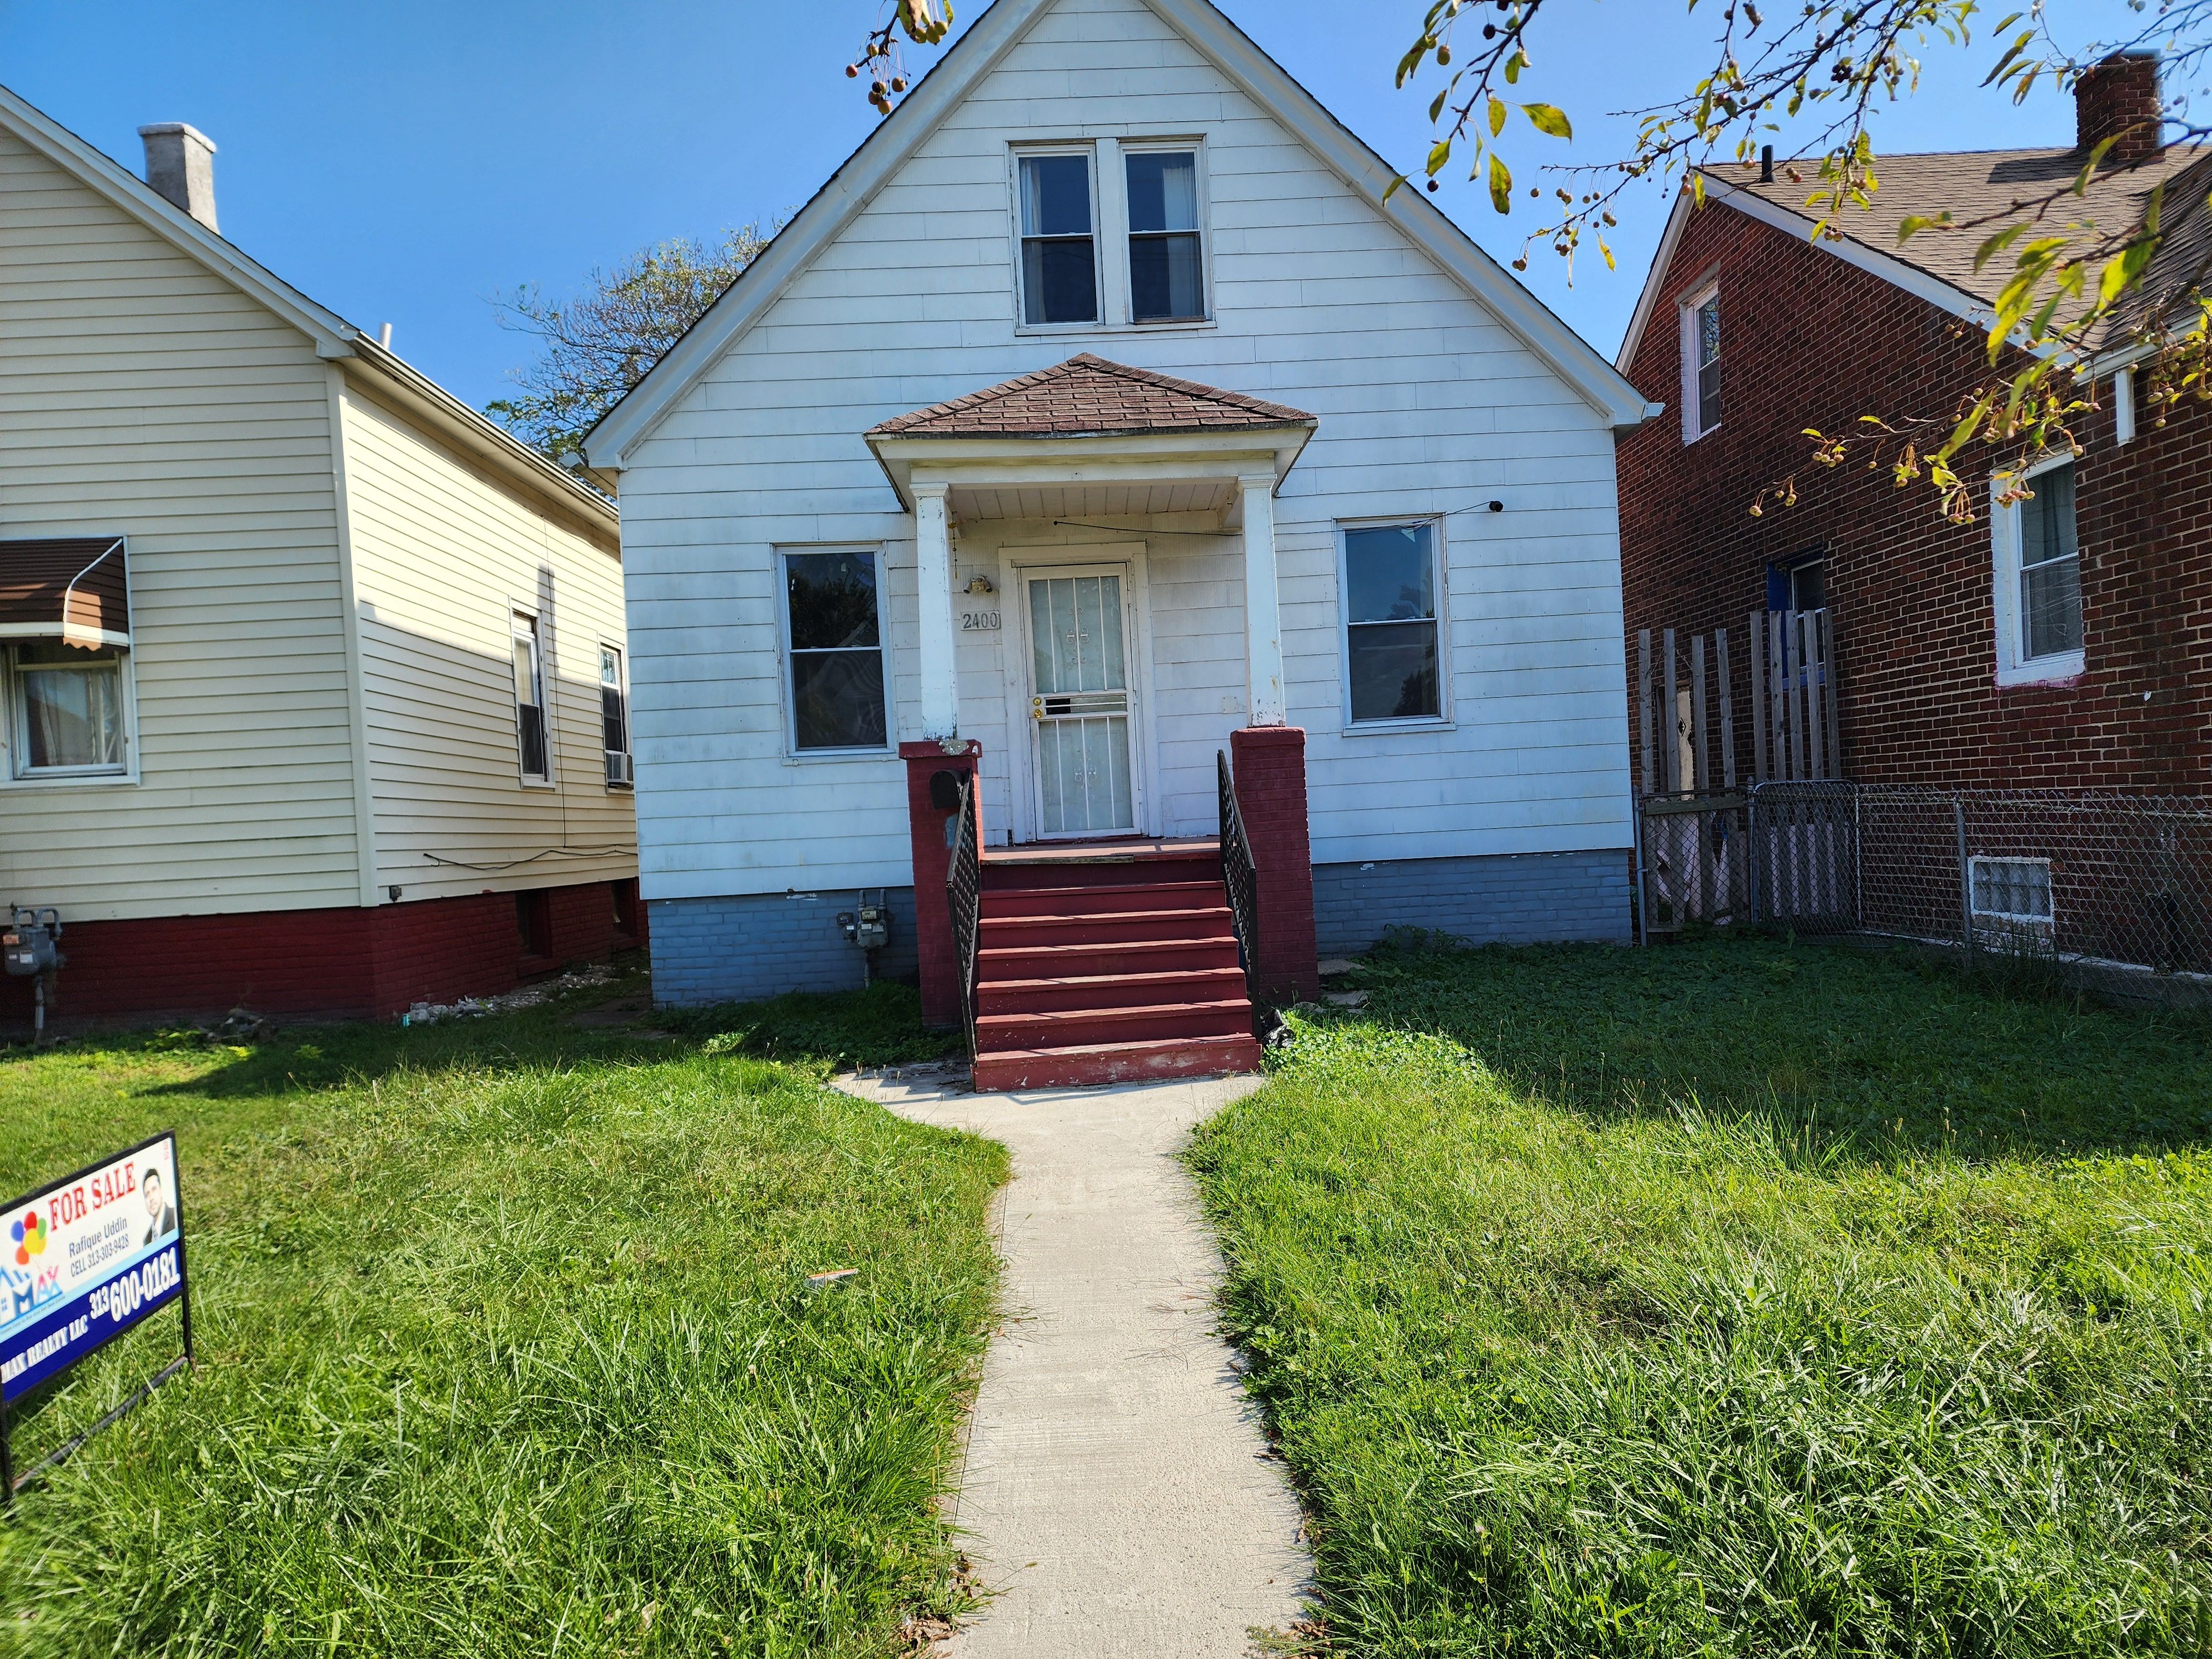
[138,123,218,231]
[2075,53,2163,165]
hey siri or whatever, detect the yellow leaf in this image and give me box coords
[1489,153,1513,215]
[1489,96,1507,137]
[1521,102,1573,139]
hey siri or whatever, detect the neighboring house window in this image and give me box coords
[1679,283,1720,441]
[1340,521,1444,725]
[1018,152,1098,326]
[1991,457,2085,684]
[5,641,129,779]
[1788,558,1825,613]
[784,549,888,752]
[1126,149,1204,322]
[512,612,550,782]
[599,644,631,786]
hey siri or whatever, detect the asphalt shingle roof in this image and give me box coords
[868,354,1317,437]
[1703,144,2211,348]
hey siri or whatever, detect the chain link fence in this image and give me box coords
[1639,782,2212,1000]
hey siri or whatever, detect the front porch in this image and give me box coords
[868,357,1326,1079]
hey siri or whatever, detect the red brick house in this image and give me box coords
[1615,55,2210,795]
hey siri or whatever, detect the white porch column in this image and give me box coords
[1240,473,1286,726]
[914,482,957,739]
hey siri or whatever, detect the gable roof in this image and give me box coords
[584,0,1653,468]
[869,354,1316,437]
[0,80,618,534]
[1618,143,2211,374]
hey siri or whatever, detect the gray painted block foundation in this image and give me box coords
[649,886,919,1007]
[1312,849,1631,954]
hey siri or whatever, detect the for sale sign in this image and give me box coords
[1,1134,185,1404]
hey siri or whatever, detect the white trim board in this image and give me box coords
[583,0,1651,468]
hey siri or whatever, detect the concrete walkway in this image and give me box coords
[834,1068,1312,1658]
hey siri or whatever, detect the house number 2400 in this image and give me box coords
[961,610,1001,632]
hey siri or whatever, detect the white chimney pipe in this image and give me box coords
[138,123,218,232]
[378,322,394,351]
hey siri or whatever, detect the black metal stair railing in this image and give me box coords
[946,773,983,1053]
[1217,749,1261,1005]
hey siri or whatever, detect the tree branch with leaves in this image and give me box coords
[487,226,775,467]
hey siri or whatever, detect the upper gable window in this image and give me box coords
[1018,153,1099,326]
[1126,150,1205,322]
[1679,282,1720,442]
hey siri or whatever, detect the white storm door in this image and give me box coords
[1026,568,1138,837]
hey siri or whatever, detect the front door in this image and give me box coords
[1025,567,1138,837]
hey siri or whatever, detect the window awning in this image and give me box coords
[0,538,130,649]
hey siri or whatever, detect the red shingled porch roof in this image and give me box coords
[868,354,1316,439]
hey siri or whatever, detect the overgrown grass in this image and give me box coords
[1190,934,2212,1656]
[0,968,1005,1658]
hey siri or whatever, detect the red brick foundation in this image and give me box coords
[1230,726,1319,1005]
[0,878,645,1034]
[901,739,984,1028]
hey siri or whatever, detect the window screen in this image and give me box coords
[1343,524,1441,723]
[1694,293,1721,434]
[2017,462,2083,661]
[1018,154,1098,326]
[1126,150,1203,322]
[512,614,549,781]
[599,645,630,786]
[785,550,888,751]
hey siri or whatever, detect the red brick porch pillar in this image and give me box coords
[1229,725,1319,1005]
[901,738,983,1027]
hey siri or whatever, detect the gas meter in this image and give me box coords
[4,907,61,977]
[4,907,64,1041]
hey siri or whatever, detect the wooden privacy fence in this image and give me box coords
[1635,609,1841,937]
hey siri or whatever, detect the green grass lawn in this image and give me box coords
[0,971,1003,1659]
[1190,935,2212,1657]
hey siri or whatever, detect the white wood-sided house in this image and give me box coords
[0,84,640,1032]
[586,0,1653,1082]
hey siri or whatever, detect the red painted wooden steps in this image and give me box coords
[970,839,1264,1090]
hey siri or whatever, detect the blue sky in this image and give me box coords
[0,0,2176,413]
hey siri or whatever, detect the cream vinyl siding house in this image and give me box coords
[0,82,634,1024]
[0,119,359,919]
[588,0,1652,1007]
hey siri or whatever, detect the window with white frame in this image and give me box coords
[512,612,550,782]
[1125,149,1205,322]
[783,549,888,752]
[1679,283,1720,441]
[1991,456,2084,683]
[5,641,129,779]
[599,644,631,786]
[1340,522,1444,725]
[1017,152,1099,326]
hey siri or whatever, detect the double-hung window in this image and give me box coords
[6,642,129,779]
[1992,456,2085,684]
[512,612,550,783]
[1341,522,1444,726]
[1680,283,1720,441]
[1018,153,1099,326]
[599,644,631,786]
[1126,149,1204,322]
[784,549,888,752]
